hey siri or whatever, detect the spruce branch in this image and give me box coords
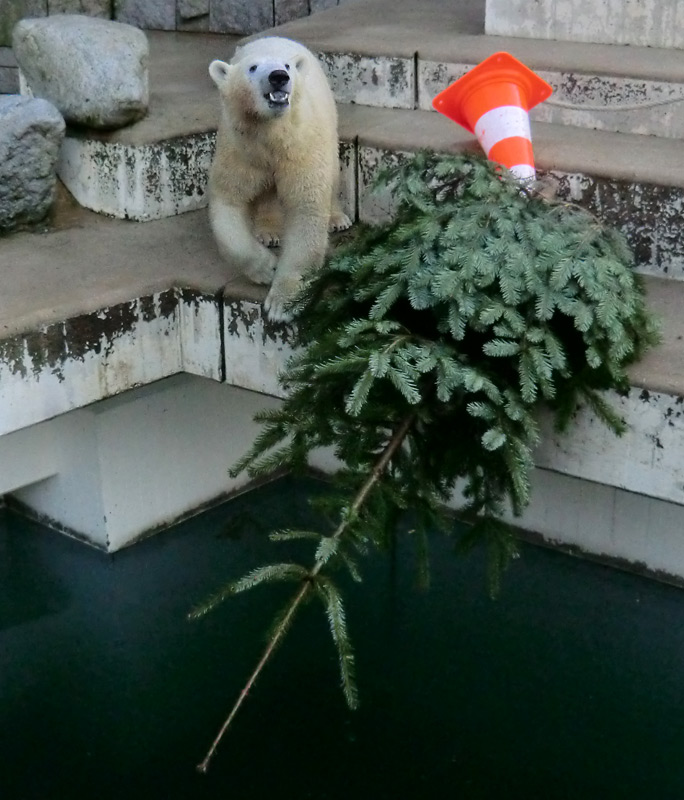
[195,413,415,773]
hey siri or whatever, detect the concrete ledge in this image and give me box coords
[3,213,684,571]
[58,132,215,221]
[42,30,684,281]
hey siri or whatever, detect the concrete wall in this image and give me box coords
[485,0,684,48]
[0,0,355,90]
[0,0,356,46]
[9,375,280,551]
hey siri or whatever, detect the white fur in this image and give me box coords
[208,36,351,322]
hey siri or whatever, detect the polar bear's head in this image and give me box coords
[209,38,308,121]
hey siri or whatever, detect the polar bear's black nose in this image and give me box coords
[268,70,290,89]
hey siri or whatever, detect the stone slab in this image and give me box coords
[0,0,46,48]
[115,0,176,31]
[48,0,110,15]
[210,0,273,34]
[0,208,236,339]
[0,66,19,94]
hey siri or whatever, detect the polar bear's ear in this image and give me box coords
[209,60,233,88]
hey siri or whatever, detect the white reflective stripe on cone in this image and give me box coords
[474,105,532,155]
[509,163,536,180]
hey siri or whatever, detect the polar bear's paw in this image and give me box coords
[255,229,281,248]
[244,248,278,285]
[264,274,300,322]
[329,210,352,233]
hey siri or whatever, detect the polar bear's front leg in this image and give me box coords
[209,197,277,285]
[264,207,329,322]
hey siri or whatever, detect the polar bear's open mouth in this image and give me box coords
[266,90,290,108]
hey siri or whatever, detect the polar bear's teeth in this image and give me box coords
[268,91,290,104]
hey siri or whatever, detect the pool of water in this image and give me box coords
[2,476,684,798]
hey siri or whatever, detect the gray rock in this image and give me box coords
[13,15,149,129]
[114,0,176,31]
[0,95,65,232]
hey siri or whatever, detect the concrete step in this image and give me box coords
[48,30,684,282]
[3,203,684,567]
[0,198,681,458]
[52,32,236,222]
[275,0,684,139]
[340,103,684,281]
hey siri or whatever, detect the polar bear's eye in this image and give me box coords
[249,64,257,73]
[284,64,290,70]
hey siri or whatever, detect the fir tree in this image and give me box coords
[190,153,659,770]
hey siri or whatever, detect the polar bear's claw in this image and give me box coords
[328,211,352,233]
[264,287,293,323]
[255,230,281,248]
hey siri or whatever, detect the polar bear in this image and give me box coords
[208,36,352,321]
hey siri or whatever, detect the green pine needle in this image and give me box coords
[192,152,659,768]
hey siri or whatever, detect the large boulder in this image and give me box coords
[0,95,65,232]
[12,15,149,129]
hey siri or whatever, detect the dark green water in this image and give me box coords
[2,476,684,799]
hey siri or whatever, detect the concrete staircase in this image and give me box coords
[4,0,684,578]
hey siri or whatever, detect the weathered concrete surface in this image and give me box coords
[0,206,238,435]
[272,0,485,53]
[222,298,296,398]
[0,95,64,232]
[318,51,414,109]
[0,207,237,338]
[58,131,216,220]
[485,0,684,49]
[14,15,149,128]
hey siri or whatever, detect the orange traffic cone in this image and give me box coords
[432,52,552,181]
